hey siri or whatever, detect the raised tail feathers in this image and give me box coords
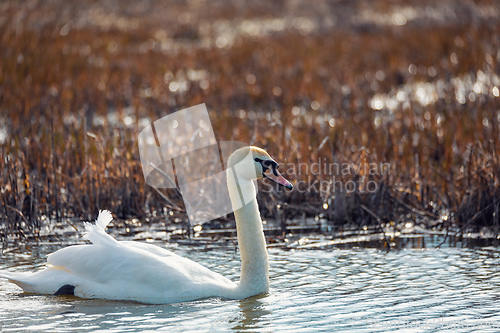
[82,210,117,246]
[95,210,113,229]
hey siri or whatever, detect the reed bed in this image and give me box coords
[1,0,499,242]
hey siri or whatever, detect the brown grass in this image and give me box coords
[1,0,499,241]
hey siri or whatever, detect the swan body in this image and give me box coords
[0,146,292,304]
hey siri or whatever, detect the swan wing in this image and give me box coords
[45,241,236,303]
[121,240,236,286]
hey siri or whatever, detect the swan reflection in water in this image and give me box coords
[231,294,271,331]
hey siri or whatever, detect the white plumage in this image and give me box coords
[2,210,237,303]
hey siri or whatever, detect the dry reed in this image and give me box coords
[1,0,499,242]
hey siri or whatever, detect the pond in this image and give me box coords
[1,241,500,332]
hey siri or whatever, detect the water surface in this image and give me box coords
[1,243,500,332]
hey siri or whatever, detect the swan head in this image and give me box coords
[227,146,293,190]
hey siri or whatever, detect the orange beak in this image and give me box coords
[263,168,293,190]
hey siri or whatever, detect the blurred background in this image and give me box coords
[1,0,499,244]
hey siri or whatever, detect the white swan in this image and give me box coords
[0,146,292,304]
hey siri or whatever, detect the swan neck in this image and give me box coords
[227,171,269,296]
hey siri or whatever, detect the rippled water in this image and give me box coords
[1,242,500,332]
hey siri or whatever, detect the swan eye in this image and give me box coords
[254,158,279,175]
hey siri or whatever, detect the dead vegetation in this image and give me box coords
[1,0,499,243]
